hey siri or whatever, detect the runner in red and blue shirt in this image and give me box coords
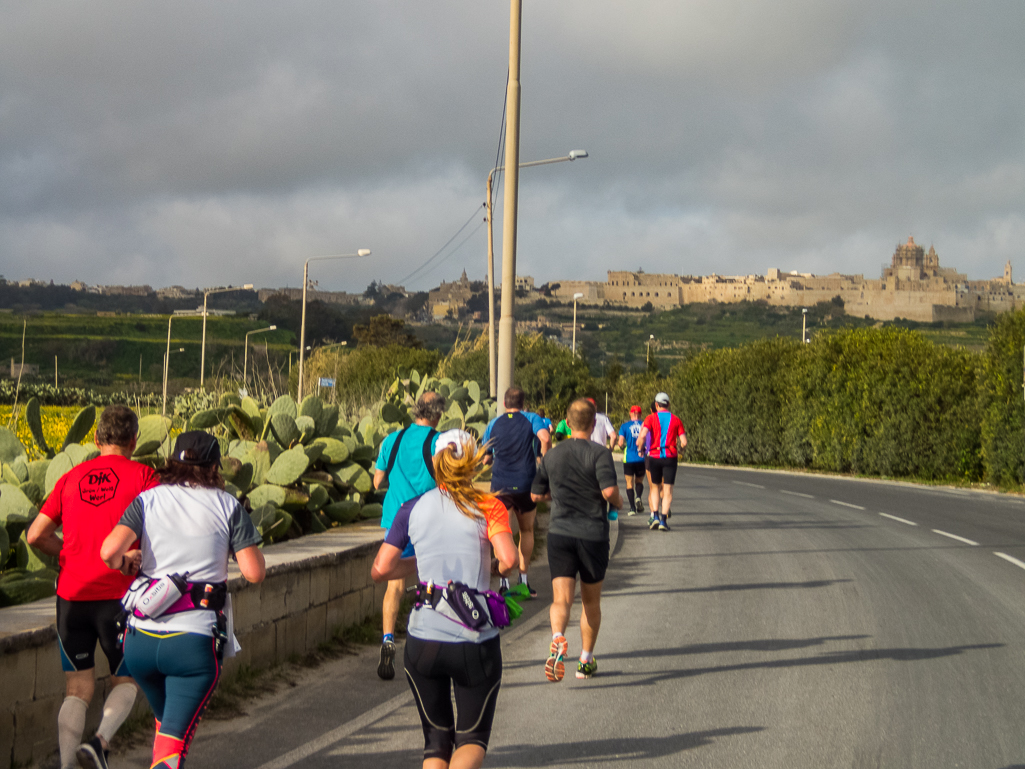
[616,405,649,515]
[637,392,687,531]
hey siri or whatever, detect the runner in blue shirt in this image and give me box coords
[372,391,445,680]
[483,387,550,597]
[615,405,648,515]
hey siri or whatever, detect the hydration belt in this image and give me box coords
[412,580,510,631]
[122,574,228,620]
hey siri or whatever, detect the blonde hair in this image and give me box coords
[433,436,495,521]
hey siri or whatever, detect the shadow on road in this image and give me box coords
[483,727,765,766]
[576,642,1004,691]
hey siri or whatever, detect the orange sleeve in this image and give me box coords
[481,497,512,541]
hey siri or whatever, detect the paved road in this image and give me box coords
[114,466,1025,768]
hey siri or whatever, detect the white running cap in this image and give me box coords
[655,392,670,405]
[434,429,474,458]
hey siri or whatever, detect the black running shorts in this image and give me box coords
[496,490,536,516]
[56,596,127,674]
[404,635,503,761]
[646,456,678,486]
[623,461,646,479]
[547,532,609,584]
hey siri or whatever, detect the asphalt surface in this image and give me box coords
[112,466,1025,768]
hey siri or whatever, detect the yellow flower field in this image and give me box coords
[1,406,98,460]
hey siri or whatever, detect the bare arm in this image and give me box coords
[679,432,688,452]
[371,542,417,583]
[537,428,551,457]
[636,426,649,452]
[601,484,623,511]
[531,491,551,504]
[26,514,63,558]
[373,469,387,490]
[616,434,626,450]
[235,545,266,583]
[100,525,143,575]
[490,531,518,577]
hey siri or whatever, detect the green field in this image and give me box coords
[0,312,295,389]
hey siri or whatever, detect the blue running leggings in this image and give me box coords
[123,628,221,766]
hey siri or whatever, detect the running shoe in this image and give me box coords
[659,518,670,532]
[636,498,644,514]
[648,516,660,531]
[76,736,109,769]
[576,658,598,679]
[526,583,538,599]
[545,634,567,682]
[627,507,637,516]
[377,639,396,680]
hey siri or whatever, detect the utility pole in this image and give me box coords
[495,0,522,410]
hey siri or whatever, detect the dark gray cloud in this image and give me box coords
[2,1,1023,293]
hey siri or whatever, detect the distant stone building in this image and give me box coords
[428,270,474,319]
[156,286,199,300]
[98,285,152,296]
[602,237,1022,322]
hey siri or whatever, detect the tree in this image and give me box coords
[352,314,422,348]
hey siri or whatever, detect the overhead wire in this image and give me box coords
[398,204,486,287]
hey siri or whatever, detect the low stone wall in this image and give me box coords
[0,523,392,769]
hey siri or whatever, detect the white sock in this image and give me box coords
[553,632,564,641]
[96,682,137,745]
[519,573,529,585]
[500,577,510,589]
[58,696,89,769]
[580,650,593,663]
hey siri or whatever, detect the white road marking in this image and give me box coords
[879,513,917,526]
[994,552,1025,571]
[830,499,865,510]
[733,481,765,489]
[780,490,814,499]
[932,529,979,546]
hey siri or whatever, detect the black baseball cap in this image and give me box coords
[171,431,221,466]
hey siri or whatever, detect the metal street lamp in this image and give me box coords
[647,334,655,366]
[297,250,371,402]
[164,312,202,417]
[486,150,588,397]
[571,292,585,354]
[802,308,808,344]
[200,284,253,389]
[244,325,277,389]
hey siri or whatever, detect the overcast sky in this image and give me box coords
[2,1,1024,294]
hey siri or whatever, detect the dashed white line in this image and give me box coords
[781,490,814,499]
[733,481,765,489]
[932,529,979,546]
[994,552,1025,571]
[879,513,917,526]
[830,499,865,510]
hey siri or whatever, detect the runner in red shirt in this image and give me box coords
[636,392,687,532]
[27,405,159,769]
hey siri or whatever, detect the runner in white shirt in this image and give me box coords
[586,398,615,448]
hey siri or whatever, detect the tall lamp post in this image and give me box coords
[486,150,588,396]
[647,334,655,367]
[244,325,277,389]
[200,284,253,390]
[802,308,808,343]
[571,292,585,354]
[297,250,371,402]
[164,311,202,417]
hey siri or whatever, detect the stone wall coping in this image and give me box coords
[0,520,387,657]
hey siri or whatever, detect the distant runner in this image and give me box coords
[615,405,648,515]
[532,398,622,681]
[637,392,686,531]
[484,387,545,597]
[586,398,615,449]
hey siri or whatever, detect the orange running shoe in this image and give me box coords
[545,634,568,682]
